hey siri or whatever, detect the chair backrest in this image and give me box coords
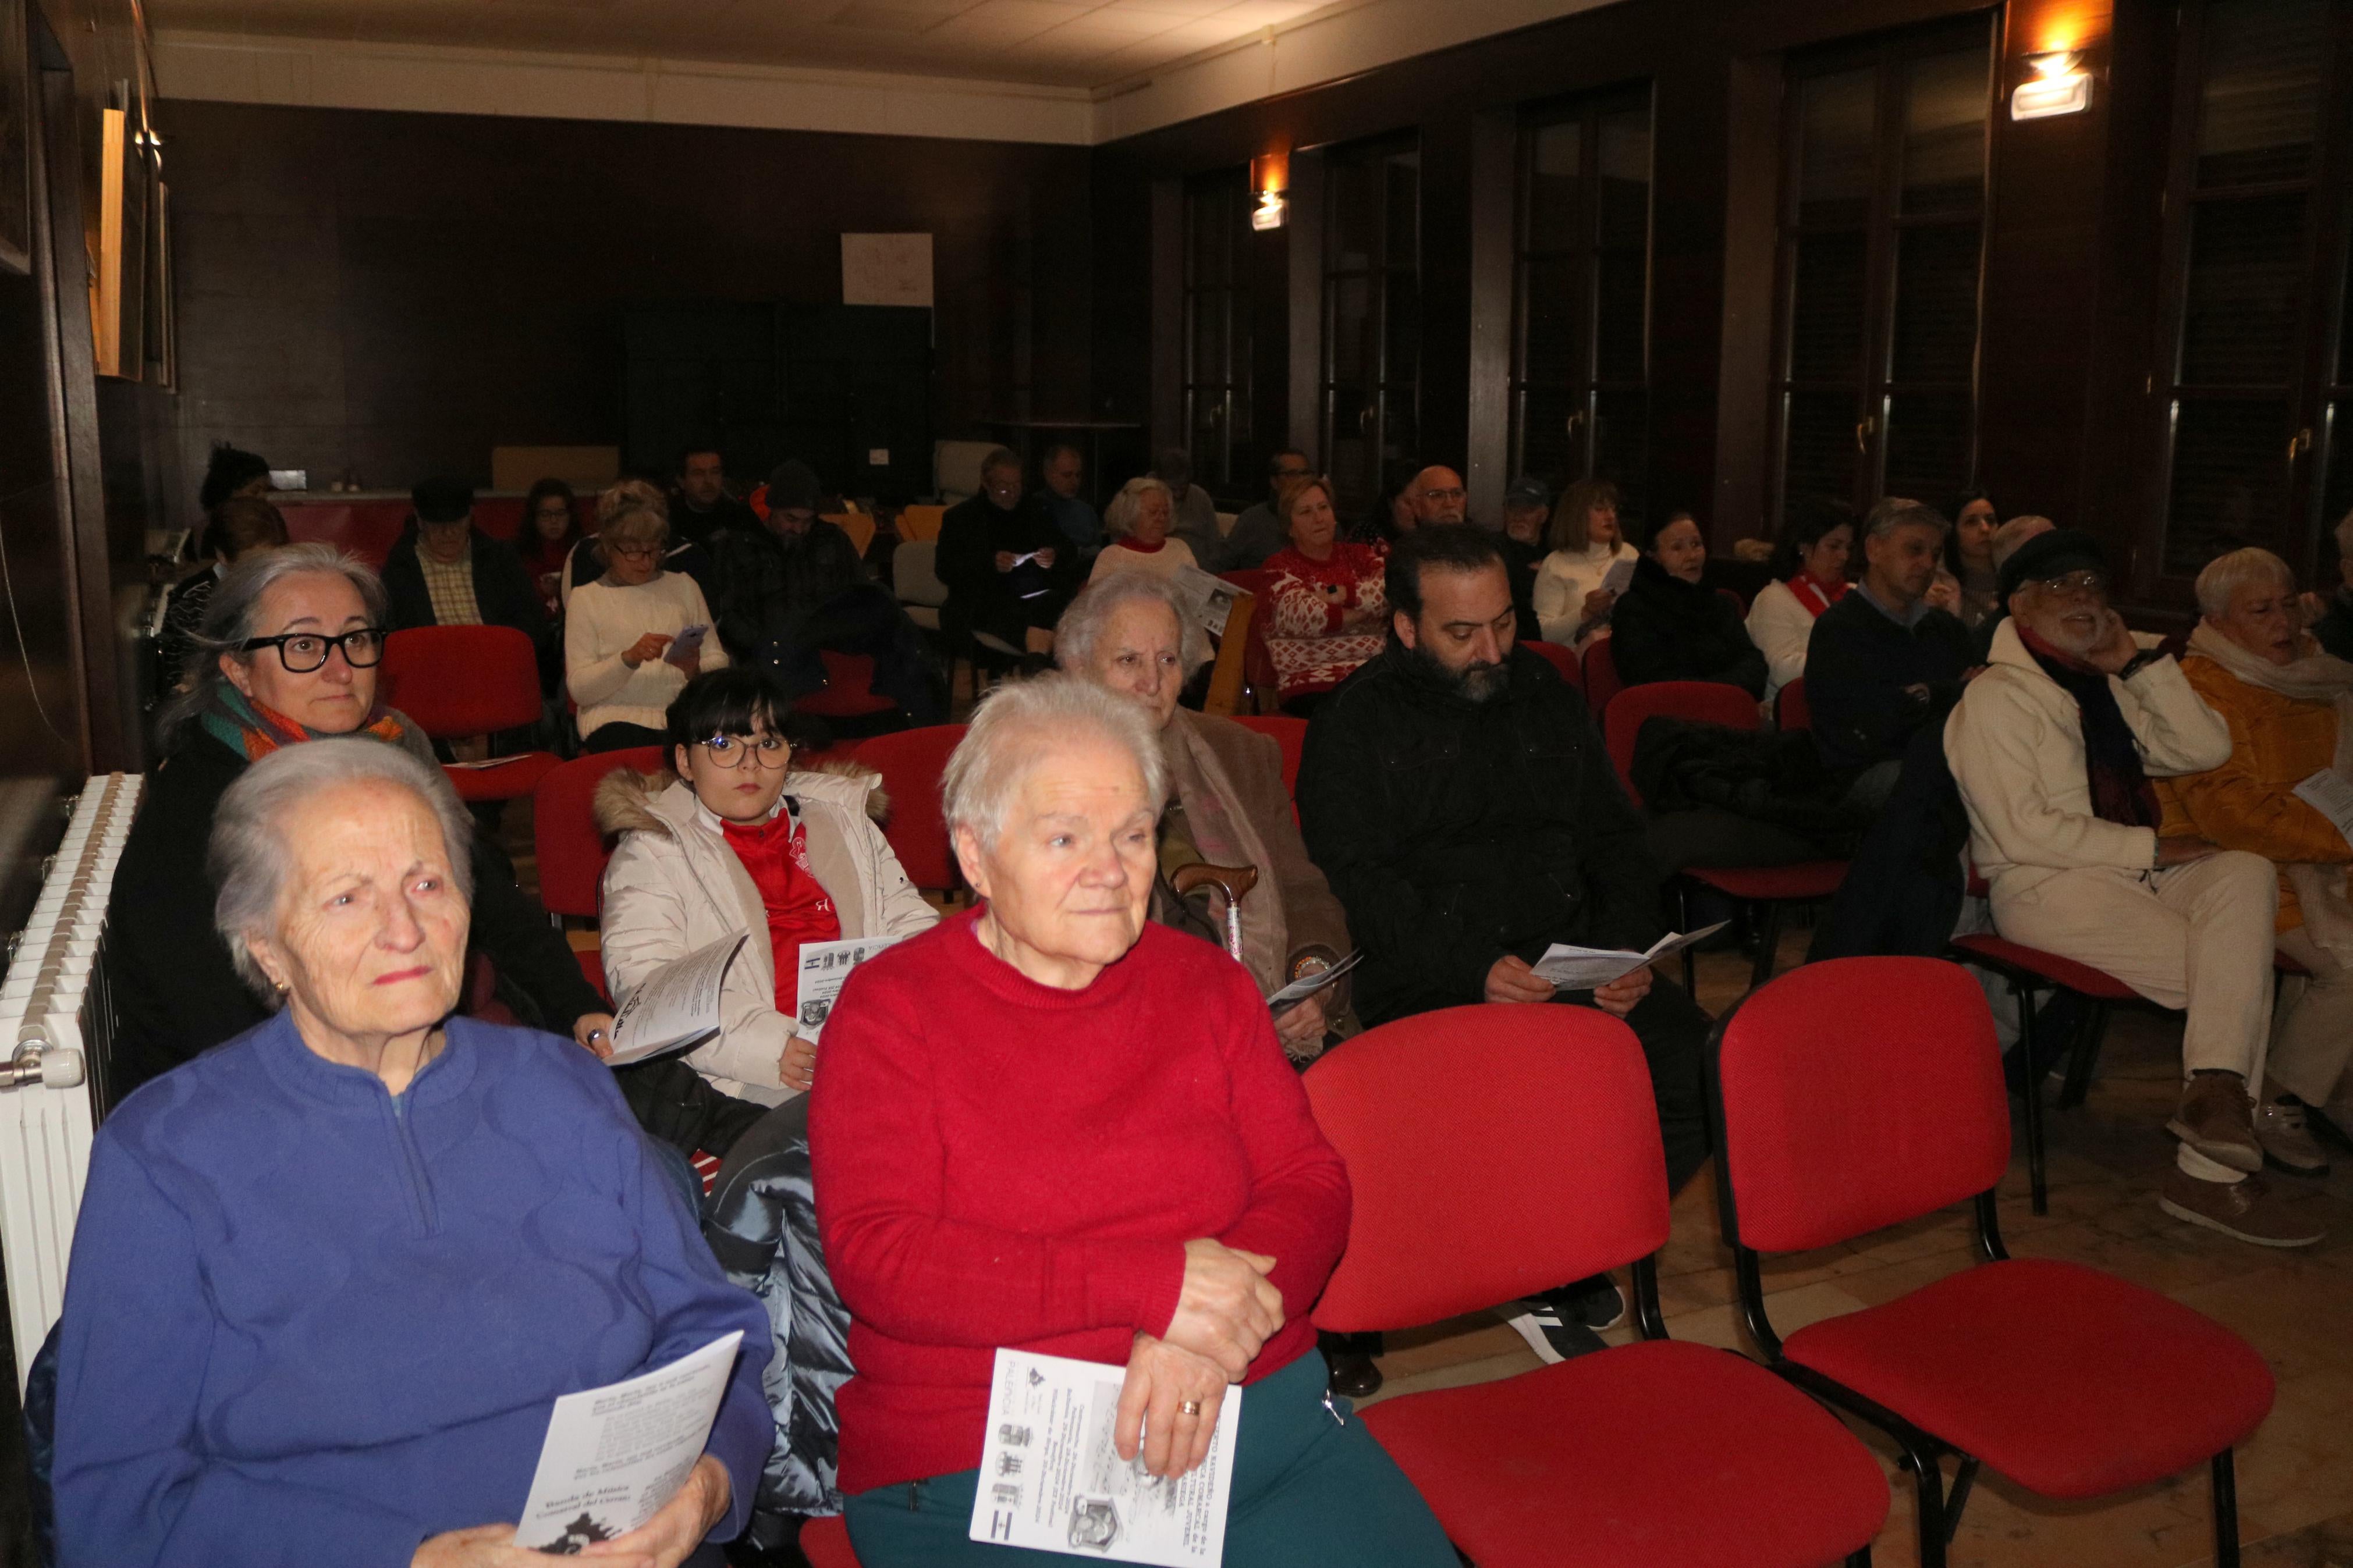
[824,513,876,559]
[1602,680,1760,805]
[1220,570,1282,711]
[1307,1004,1669,1333]
[1716,585,1749,616]
[379,624,543,738]
[851,723,968,893]
[1776,677,1812,733]
[896,504,947,543]
[1581,635,1623,721]
[1229,714,1306,798]
[1712,958,2009,1256]
[894,537,948,607]
[1523,639,1581,689]
[934,440,1000,506]
[533,746,668,918]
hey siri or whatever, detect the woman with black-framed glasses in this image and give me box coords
[566,501,730,752]
[595,667,935,1107]
[105,544,615,1100]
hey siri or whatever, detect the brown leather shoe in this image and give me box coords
[2159,1169,2326,1247]
[2166,1072,2263,1174]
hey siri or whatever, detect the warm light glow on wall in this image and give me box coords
[1250,150,1290,230]
[2011,49,2092,120]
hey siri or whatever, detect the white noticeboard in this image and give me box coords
[842,233,935,308]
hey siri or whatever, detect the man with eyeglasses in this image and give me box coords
[1944,529,2324,1247]
[1225,449,1316,571]
[1403,465,1468,529]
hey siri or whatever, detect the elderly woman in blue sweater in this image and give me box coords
[52,740,771,1568]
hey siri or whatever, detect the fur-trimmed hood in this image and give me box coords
[594,758,888,840]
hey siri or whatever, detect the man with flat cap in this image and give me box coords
[708,459,945,726]
[382,475,548,653]
[1944,528,2323,1248]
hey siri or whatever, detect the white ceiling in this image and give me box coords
[145,0,1341,91]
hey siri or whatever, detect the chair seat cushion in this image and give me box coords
[1361,1338,1886,1567]
[1686,860,1848,901]
[1783,1257,2273,1498]
[1949,933,2141,1001]
[443,752,562,802]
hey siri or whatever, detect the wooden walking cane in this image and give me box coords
[1170,863,1258,961]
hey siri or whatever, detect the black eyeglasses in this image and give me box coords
[239,628,385,673]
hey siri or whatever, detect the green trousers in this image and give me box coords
[842,1352,1456,1567]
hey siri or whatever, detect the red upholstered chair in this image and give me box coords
[1523,638,1582,690]
[1776,676,1812,733]
[1709,959,2274,1568]
[1580,635,1623,721]
[377,625,562,803]
[531,746,667,920]
[1229,713,1306,801]
[851,724,967,896]
[800,1516,857,1567]
[1308,1003,1886,1568]
[792,650,899,723]
[1603,682,1848,993]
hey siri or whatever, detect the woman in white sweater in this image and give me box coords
[566,500,729,749]
[596,668,936,1104]
[1089,475,1199,584]
[1744,502,1855,704]
[1533,478,1639,648]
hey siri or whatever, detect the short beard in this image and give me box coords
[1408,639,1511,702]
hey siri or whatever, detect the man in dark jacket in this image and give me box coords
[1806,497,1977,812]
[709,460,945,725]
[381,477,549,650]
[938,446,1080,664]
[672,445,762,552]
[1297,525,1712,1356]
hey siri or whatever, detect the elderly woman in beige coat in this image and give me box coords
[597,667,936,1105]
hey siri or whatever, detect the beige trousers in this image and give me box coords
[1993,852,2279,1182]
[2270,925,2353,1108]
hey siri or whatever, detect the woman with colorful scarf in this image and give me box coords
[1744,500,1856,703]
[107,545,612,1098]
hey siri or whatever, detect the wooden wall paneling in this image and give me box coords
[1149,176,1183,467]
[1712,54,1786,546]
[1464,108,1516,524]
[1286,148,1324,459]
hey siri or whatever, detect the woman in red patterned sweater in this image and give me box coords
[1262,475,1390,711]
[811,675,1454,1568]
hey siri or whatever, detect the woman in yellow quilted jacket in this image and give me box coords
[2157,547,2353,1174]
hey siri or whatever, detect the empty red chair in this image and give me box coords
[793,650,898,721]
[378,625,562,802]
[1710,959,2273,1568]
[1522,638,1582,690]
[852,724,967,895]
[531,746,666,919]
[1776,676,1812,733]
[1603,680,1846,993]
[1581,636,1623,720]
[1309,1003,1886,1567]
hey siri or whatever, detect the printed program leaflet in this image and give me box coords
[604,933,748,1066]
[1529,922,1728,993]
[793,934,903,1041]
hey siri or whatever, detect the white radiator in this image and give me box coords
[0,774,141,1391]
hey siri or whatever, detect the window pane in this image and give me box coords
[1595,246,1648,382]
[2166,396,2291,573]
[1902,46,1988,215]
[1593,388,1648,517]
[1380,389,1418,472]
[1385,272,1421,389]
[1883,390,1972,500]
[2180,192,2308,386]
[1784,389,1860,511]
[1190,293,1226,385]
[1891,222,1981,383]
[1326,387,1373,511]
[1790,231,1869,382]
[1188,187,1229,289]
[2322,397,2353,536]
[1516,387,1580,487]
[1384,149,1421,269]
[1525,120,1584,254]
[1190,390,1226,470]
[1328,274,1372,385]
[2196,0,2326,188]
[1596,108,1651,247]
[1520,256,1582,386]
[1798,68,1877,227]
[1326,156,1379,270]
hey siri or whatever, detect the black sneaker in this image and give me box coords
[1503,1299,1607,1364]
[1550,1273,1627,1331]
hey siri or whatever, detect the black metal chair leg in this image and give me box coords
[2057,1001,2111,1110]
[2012,979,2049,1215]
[1905,1441,1949,1568]
[1749,901,1784,992]
[1845,1550,1873,1568]
[2213,1450,2240,1568]
[1678,882,1698,995]
[1942,1456,1980,1544]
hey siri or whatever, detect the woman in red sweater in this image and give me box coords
[811,676,1454,1567]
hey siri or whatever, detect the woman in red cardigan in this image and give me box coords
[810,675,1454,1567]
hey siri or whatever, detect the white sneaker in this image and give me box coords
[2255,1096,2331,1177]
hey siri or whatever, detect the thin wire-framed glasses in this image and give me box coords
[238,628,386,673]
[699,733,790,770]
[2038,571,2108,598]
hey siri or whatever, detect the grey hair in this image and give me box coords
[209,738,477,1003]
[1862,496,1950,541]
[942,675,1167,853]
[1102,476,1174,540]
[2195,546,2296,619]
[1055,574,1212,674]
[159,544,389,748]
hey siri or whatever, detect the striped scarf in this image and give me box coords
[200,684,410,763]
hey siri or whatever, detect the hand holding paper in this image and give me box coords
[606,934,747,1065]
[1528,923,1726,993]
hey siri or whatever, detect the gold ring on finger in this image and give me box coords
[1178,1400,1202,1417]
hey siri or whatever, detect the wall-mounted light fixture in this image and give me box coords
[1250,150,1290,231]
[2011,49,2091,120]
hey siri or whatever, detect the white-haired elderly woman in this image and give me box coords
[2157,545,2353,1171]
[1089,475,1199,584]
[809,677,1453,1568]
[107,543,611,1099]
[1056,574,1351,1060]
[55,741,772,1568]
[566,500,730,752]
